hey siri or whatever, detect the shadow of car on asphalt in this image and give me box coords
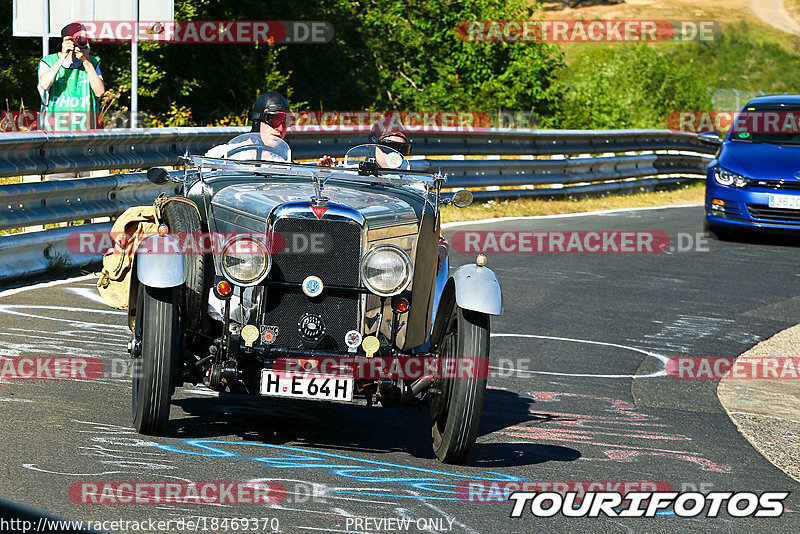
[163,387,580,468]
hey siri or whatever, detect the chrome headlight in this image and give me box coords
[221,236,271,286]
[361,245,413,296]
[715,168,749,188]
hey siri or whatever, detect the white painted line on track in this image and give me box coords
[0,304,127,330]
[490,333,669,379]
[0,274,97,298]
[66,286,107,305]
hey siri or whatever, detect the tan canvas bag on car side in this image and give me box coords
[96,205,159,309]
[96,194,199,309]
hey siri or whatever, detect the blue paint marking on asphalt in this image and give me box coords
[153,439,681,513]
[154,439,523,501]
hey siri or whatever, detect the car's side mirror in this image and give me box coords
[451,189,474,208]
[146,167,170,184]
[698,131,722,145]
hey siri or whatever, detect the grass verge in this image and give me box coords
[441,181,704,223]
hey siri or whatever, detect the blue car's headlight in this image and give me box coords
[715,167,749,188]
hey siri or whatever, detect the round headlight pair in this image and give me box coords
[361,245,413,296]
[221,237,271,286]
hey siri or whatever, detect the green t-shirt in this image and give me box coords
[39,53,101,131]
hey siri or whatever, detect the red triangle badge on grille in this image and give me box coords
[310,205,329,219]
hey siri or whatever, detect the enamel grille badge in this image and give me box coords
[302,275,324,297]
[344,330,362,352]
[261,325,279,345]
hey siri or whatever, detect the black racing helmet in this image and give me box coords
[250,92,291,132]
[369,116,412,156]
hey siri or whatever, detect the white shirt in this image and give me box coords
[204,134,292,162]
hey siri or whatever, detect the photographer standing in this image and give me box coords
[37,22,105,132]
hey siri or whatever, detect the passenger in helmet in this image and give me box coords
[205,92,292,162]
[319,117,447,274]
[368,116,412,156]
[317,115,411,167]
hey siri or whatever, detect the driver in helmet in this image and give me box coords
[205,92,292,162]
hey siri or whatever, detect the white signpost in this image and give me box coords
[13,0,175,128]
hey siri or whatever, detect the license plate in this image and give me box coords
[768,194,800,209]
[260,370,353,401]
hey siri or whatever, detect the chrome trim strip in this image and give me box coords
[272,200,366,226]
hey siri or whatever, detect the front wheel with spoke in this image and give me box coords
[431,307,489,464]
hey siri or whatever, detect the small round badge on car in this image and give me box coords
[361,336,380,358]
[344,330,362,350]
[302,275,324,297]
[261,325,279,345]
[241,325,260,347]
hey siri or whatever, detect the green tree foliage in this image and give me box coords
[0,0,42,112]
[271,0,565,116]
[2,0,564,123]
[554,44,711,129]
[346,0,564,113]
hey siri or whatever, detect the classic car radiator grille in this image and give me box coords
[262,218,362,350]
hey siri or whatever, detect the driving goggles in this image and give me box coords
[378,136,412,156]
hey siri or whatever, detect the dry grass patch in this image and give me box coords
[441,181,704,223]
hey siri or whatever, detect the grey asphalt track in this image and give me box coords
[1,205,800,533]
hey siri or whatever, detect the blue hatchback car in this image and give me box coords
[703,95,800,236]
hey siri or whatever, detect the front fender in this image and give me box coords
[136,234,185,288]
[429,264,502,348]
[452,264,503,316]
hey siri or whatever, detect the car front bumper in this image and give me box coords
[705,179,800,232]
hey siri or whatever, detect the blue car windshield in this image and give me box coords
[730,104,800,145]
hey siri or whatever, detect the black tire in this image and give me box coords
[132,285,179,435]
[431,307,489,464]
[160,200,206,332]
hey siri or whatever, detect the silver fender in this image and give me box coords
[452,264,503,316]
[136,234,185,288]
[428,263,502,348]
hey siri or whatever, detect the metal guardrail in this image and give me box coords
[0,127,716,178]
[0,128,714,283]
